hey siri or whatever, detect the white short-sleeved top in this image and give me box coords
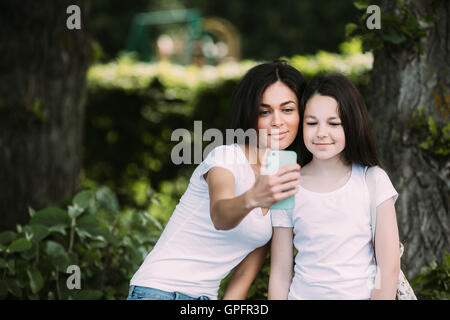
[130,144,272,299]
[271,163,398,300]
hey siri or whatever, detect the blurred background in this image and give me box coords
[0,0,448,300]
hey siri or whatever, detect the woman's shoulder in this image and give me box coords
[201,143,247,170]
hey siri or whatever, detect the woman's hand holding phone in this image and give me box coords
[245,148,300,210]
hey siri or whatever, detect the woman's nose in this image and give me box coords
[271,111,283,126]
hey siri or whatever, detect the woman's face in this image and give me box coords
[257,81,299,150]
[303,94,346,161]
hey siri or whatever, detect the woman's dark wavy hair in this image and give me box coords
[298,73,383,168]
[227,60,306,153]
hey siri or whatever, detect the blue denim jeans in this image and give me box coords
[127,285,210,300]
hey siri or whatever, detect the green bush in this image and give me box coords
[0,188,163,300]
[410,252,450,300]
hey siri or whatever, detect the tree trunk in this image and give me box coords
[369,0,449,277]
[0,1,91,230]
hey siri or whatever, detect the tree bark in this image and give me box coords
[0,1,91,230]
[369,0,449,277]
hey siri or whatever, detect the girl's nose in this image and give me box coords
[316,124,328,138]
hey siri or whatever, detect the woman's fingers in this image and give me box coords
[272,179,299,194]
[276,171,300,184]
[273,186,298,202]
[276,163,300,177]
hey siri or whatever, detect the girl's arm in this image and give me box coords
[206,164,300,230]
[371,197,401,300]
[268,227,294,300]
[222,243,269,300]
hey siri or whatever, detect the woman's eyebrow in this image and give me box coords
[259,100,296,107]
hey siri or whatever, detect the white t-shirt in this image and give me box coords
[272,163,398,300]
[130,144,272,299]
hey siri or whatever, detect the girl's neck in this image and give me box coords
[306,155,351,176]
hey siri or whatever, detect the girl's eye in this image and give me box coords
[259,110,270,116]
[306,122,317,126]
[283,108,294,113]
[330,123,341,126]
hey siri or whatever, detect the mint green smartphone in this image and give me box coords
[265,150,298,210]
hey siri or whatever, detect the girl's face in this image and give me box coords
[257,81,299,150]
[303,94,346,161]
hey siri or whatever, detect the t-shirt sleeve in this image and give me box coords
[271,209,294,228]
[199,144,243,182]
[373,166,399,207]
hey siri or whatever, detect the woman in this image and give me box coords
[128,60,306,300]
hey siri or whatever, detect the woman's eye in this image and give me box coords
[283,108,294,113]
[306,122,317,126]
[330,123,341,126]
[259,110,270,116]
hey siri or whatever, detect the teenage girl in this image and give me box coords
[128,61,306,300]
[269,74,400,300]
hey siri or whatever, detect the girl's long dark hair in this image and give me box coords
[227,60,306,153]
[299,73,382,168]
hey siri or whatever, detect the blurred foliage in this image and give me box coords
[408,106,450,158]
[89,0,360,61]
[345,0,435,54]
[410,252,450,300]
[0,188,164,300]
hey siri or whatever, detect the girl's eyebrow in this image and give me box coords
[305,115,340,120]
[260,100,297,108]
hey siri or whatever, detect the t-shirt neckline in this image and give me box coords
[297,163,355,196]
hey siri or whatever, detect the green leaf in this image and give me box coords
[45,241,70,270]
[30,207,70,228]
[48,224,67,235]
[383,32,406,44]
[428,116,438,137]
[0,280,7,298]
[28,206,36,218]
[5,279,22,298]
[8,238,32,253]
[73,190,94,210]
[353,0,369,10]
[24,224,50,243]
[345,23,358,37]
[0,231,17,245]
[6,259,15,275]
[96,187,119,212]
[27,267,44,294]
[45,241,66,257]
[68,204,84,220]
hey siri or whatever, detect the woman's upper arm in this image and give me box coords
[205,167,235,209]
